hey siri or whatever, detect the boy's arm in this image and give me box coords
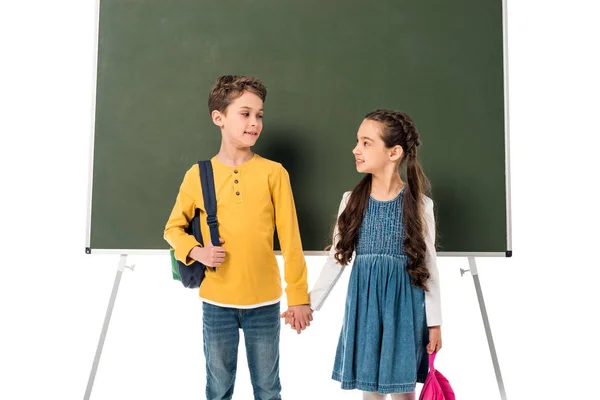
[272,165,310,307]
[164,167,202,265]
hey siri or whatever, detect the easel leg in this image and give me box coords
[465,257,508,400]
[84,254,133,400]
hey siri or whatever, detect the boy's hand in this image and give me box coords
[188,239,226,267]
[427,326,442,354]
[280,305,313,334]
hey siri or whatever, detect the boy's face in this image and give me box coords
[212,91,264,148]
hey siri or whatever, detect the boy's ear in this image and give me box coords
[389,145,403,162]
[211,110,224,127]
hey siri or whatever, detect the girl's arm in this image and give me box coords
[423,196,442,327]
[309,191,354,311]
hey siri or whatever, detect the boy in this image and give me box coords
[164,75,312,400]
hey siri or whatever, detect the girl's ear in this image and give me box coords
[389,145,404,162]
[211,110,224,127]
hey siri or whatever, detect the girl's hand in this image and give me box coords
[280,310,295,328]
[427,326,442,354]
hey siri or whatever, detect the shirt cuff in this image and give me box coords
[174,235,202,266]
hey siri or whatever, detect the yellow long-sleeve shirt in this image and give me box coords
[164,154,309,308]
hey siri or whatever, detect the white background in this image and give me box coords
[1,1,599,399]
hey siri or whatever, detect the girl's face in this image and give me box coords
[353,119,401,174]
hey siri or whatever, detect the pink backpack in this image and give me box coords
[419,352,455,400]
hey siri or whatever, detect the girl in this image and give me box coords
[284,109,442,399]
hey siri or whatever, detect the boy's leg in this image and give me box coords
[241,302,282,400]
[203,302,240,400]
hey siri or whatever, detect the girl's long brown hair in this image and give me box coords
[334,110,432,290]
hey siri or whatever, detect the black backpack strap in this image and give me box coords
[198,161,220,246]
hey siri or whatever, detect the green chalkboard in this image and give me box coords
[88,0,510,255]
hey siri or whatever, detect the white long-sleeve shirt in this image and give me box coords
[308,191,442,327]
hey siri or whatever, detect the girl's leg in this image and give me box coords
[390,392,416,400]
[363,391,386,400]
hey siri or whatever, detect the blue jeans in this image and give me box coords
[202,301,282,400]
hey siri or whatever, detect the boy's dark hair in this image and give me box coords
[208,75,267,115]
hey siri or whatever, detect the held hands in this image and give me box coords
[282,308,442,351]
[189,238,226,267]
[280,305,313,334]
[427,326,442,354]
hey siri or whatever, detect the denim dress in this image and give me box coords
[332,189,429,394]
